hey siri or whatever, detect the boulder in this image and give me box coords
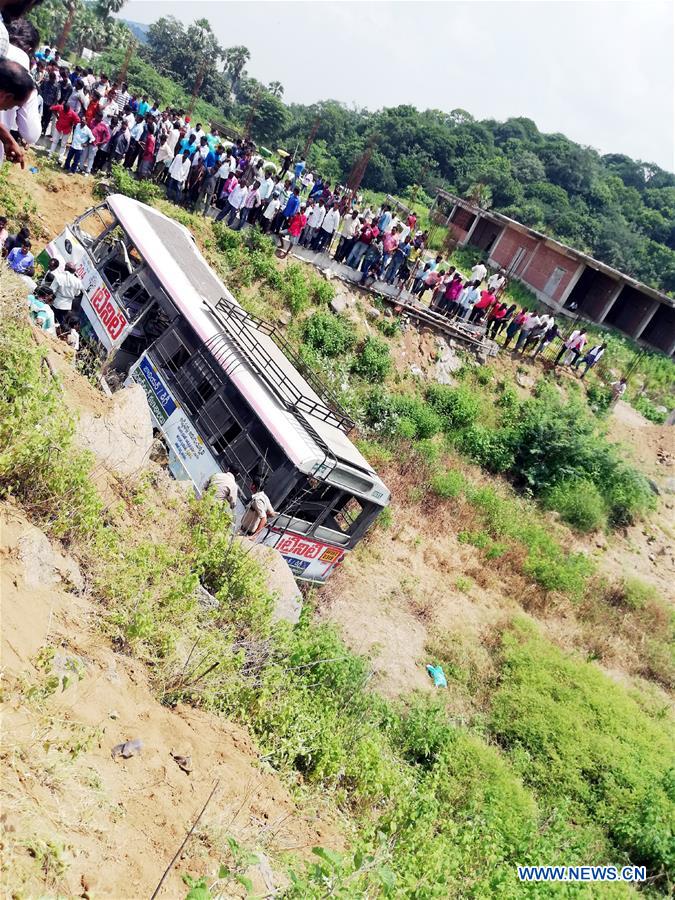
[244,542,303,624]
[330,295,349,315]
[17,525,84,591]
[662,477,675,495]
[75,384,154,478]
[365,306,381,321]
[278,310,292,326]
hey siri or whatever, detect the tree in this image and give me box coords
[95,0,126,18]
[223,45,250,92]
[72,10,105,56]
[57,0,81,52]
[268,80,284,98]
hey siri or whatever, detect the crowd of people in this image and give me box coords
[0,3,616,387]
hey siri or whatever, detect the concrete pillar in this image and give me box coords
[597,281,624,323]
[632,301,659,341]
[461,212,482,247]
[558,261,586,307]
[445,202,458,227]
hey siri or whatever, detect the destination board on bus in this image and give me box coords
[126,353,220,491]
[263,529,345,581]
[46,229,129,350]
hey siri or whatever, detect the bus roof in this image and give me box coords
[106,194,386,497]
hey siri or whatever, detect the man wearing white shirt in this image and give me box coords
[0,31,41,153]
[51,262,83,327]
[335,209,360,262]
[487,270,506,293]
[302,200,325,247]
[259,172,275,202]
[314,202,340,252]
[219,181,247,227]
[167,149,191,201]
[471,261,487,284]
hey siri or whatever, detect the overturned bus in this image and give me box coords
[43,194,390,582]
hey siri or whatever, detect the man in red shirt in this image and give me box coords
[48,102,79,162]
[280,204,307,257]
[346,218,378,269]
[468,288,497,323]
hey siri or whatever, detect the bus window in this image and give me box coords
[197,395,243,455]
[93,226,143,290]
[73,203,116,245]
[316,493,379,546]
[331,495,365,533]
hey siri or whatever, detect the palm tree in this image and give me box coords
[72,12,103,57]
[223,45,250,93]
[268,80,284,99]
[95,0,126,18]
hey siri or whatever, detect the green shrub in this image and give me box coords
[490,623,675,876]
[280,263,311,315]
[425,384,481,430]
[430,470,466,499]
[308,275,336,306]
[632,394,667,424]
[107,164,161,205]
[352,337,392,380]
[620,576,659,610]
[0,313,103,541]
[585,381,613,415]
[377,317,401,338]
[302,311,356,357]
[605,467,656,526]
[454,424,515,473]
[545,478,607,532]
[474,366,494,386]
[390,396,442,440]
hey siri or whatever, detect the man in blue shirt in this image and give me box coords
[377,205,392,234]
[281,186,301,221]
[293,158,306,183]
[7,240,34,275]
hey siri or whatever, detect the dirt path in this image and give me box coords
[1,505,341,898]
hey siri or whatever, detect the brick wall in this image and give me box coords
[522,244,578,302]
[490,227,539,274]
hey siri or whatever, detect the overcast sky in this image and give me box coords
[119,0,674,171]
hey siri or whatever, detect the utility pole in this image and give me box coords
[347,132,378,194]
[187,59,207,119]
[303,115,320,159]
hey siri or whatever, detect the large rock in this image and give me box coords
[76,384,154,478]
[17,525,84,591]
[244,542,303,624]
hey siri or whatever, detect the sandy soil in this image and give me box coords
[0,505,341,899]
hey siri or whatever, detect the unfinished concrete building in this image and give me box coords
[433,190,675,356]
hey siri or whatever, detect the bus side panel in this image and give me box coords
[262,527,345,582]
[46,229,130,351]
[125,352,221,492]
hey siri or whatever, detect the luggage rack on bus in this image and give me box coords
[207,297,355,434]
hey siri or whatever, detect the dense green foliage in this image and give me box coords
[0,304,102,541]
[362,375,655,532]
[302,311,356,356]
[32,1,675,294]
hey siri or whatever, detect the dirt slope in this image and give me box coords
[1,505,340,898]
